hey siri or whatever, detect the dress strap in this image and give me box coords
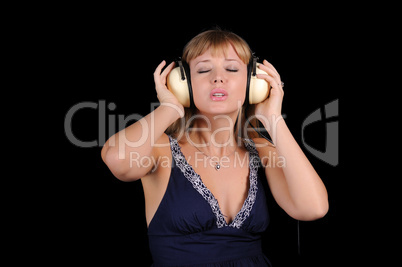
[167,135,177,168]
[243,138,258,154]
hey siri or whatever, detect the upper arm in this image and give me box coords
[253,138,299,219]
[102,133,171,182]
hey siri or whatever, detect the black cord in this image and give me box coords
[297,220,301,256]
[247,120,273,144]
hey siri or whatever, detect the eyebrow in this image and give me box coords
[195,59,211,66]
[195,58,240,66]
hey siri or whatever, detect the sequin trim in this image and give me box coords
[169,136,260,229]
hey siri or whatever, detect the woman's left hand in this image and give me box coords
[254,60,284,121]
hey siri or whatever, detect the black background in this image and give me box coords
[51,5,360,267]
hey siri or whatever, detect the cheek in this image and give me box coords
[190,77,207,97]
[190,77,209,108]
[232,75,248,101]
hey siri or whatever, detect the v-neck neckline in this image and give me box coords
[169,136,260,229]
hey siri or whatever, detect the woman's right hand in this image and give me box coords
[153,60,184,117]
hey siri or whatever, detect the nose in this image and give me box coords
[211,69,225,84]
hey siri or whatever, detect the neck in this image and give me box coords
[188,110,239,157]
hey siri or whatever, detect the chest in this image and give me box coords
[185,148,251,223]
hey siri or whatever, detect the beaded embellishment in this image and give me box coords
[169,136,260,229]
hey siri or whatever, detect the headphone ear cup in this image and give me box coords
[249,63,270,104]
[167,62,192,108]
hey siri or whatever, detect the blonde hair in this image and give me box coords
[182,29,252,65]
[166,29,259,142]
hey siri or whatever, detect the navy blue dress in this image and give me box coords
[148,136,271,266]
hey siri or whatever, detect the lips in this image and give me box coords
[210,88,228,101]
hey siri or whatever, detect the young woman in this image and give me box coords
[101,29,328,266]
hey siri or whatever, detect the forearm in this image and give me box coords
[101,104,181,180]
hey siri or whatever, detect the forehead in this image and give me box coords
[191,44,243,64]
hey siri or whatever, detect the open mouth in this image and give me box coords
[210,88,228,101]
[212,93,225,97]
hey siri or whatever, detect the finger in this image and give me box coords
[259,62,280,81]
[256,73,277,85]
[257,69,281,89]
[161,61,175,75]
[154,61,168,92]
[257,73,284,93]
[258,64,281,84]
[160,61,176,83]
[154,60,167,79]
[261,59,280,78]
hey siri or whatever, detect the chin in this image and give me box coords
[198,107,239,117]
[195,100,244,116]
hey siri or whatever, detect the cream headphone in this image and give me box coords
[167,56,270,108]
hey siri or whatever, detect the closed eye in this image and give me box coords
[197,69,238,73]
[197,69,211,74]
